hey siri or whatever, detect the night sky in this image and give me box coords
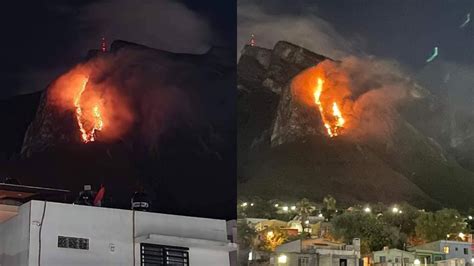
[0,0,236,99]
[238,0,474,70]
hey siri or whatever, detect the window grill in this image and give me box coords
[57,236,89,250]
[141,243,189,266]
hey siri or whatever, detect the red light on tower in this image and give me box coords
[249,34,255,46]
[100,37,107,52]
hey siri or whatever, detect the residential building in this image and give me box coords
[372,247,415,265]
[0,200,237,266]
[412,240,472,263]
[271,238,361,266]
[255,219,288,232]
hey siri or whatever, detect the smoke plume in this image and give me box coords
[48,47,200,146]
[292,57,415,142]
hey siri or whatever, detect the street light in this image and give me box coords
[468,215,473,220]
[250,203,254,206]
[241,202,248,207]
[414,259,421,265]
[364,207,371,213]
[291,206,296,211]
[267,231,274,238]
[282,206,289,212]
[392,207,399,213]
[274,204,279,207]
[278,254,287,264]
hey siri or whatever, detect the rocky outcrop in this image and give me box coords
[238,41,474,210]
[21,91,77,157]
[262,41,330,95]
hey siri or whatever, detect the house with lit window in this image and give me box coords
[372,247,416,265]
[410,240,471,264]
[0,200,237,265]
[270,238,361,266]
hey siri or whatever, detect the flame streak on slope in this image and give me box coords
[313,78,345,137]
[73,77,104,143]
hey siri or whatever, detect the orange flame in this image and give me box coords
[313,77,345,137]
[73,77,104,143]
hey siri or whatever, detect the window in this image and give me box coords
[395,258,399,263]
[298,257,309,266]
[380,256,386,263]
[464,248,469,255]
[443,246,450,254]
[57,236,89,250]
[339,259,347,266]
[140,243,189,266]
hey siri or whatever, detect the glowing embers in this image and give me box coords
[313,78,345,137]
[73,77,104,143]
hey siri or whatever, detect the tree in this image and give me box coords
[415,208,467,242]
[239,197,278,219]
[331,211,402,255]
[381,202,421,237]
[260,225,289,251]
[237,220,258,250]
[322,195,337,221]
[297,198,313,233]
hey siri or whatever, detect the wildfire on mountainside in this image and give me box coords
[48,64,133,143]
[292,60,353,138]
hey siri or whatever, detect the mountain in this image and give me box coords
[238,41,474,210]
[0,92,42,161]
[0,40,236,219]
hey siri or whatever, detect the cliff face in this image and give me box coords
[238,41,474,209]
[0,92,41,160]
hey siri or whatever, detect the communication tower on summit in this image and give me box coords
[100,37,107,52]
[249,34,256,46]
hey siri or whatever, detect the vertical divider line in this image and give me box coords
[38,201,47,266]
[133,209,136,266]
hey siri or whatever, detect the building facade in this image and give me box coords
[413,240,472,263]
[0,200,236,266]
[271,238,361,266]
[372,248,416,265]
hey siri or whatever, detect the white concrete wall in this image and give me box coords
[28,201,134,266]
[0,202,31,266]
[2,200,231,266]
[373,249,415,264]
[275,240,301,253]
